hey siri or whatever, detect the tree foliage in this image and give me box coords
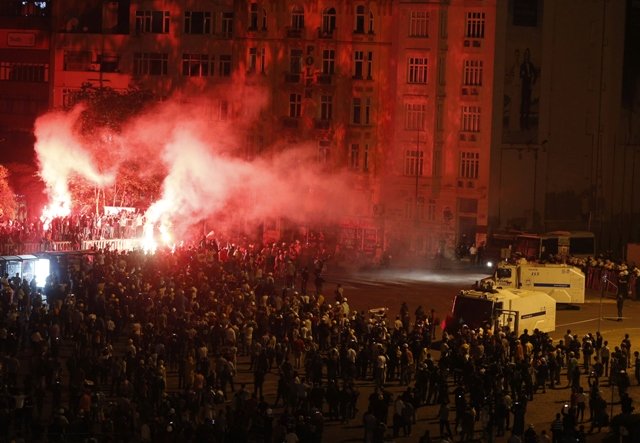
[63,85,162,213]
[67,83,157,134]
[0,165,17,220]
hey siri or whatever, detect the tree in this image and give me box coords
[0,165,17,220]
[62,84,160,213]
[66,83,156,133]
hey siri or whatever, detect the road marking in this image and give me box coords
[556,318,600,327]
[557,317,631,328]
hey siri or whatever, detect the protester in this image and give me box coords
[0,230,638,443]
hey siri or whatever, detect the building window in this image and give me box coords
[318,140,330,163]
[219,55,231,76]
[404,150,424,176]
[369,10,374,33]
[63,51,91,71]
[352,98,361,124]
[259,47,266,73]
[461,106,481,132]
[291,5,304,29]
[459,151,479,179]
[290,49,302,73]
[0,62,48,82]
[465,12,485,38]
[363,144,370,171]
[321,7,336,35]
[366,51,373,79]
[182,54,210,76]
[97,54,119,72]
[221,12,234,37]
[355,5,365,33]
[350,144,360,170]
[416,197,425,221]
[289,93,301,117]
[184,11,211,34]
[407,57,428,84]
[405,103,426,131]
[463,60,483,86]
[409,11,428,37]
[133,52,168,75]
[433,149,442,177]
[322,49,335,74]
[364,98,371,124]
[249,3,258,30]
[248,48,257,72]
[261,8,267,30]
[249,4,267,31]
[354,51,364,78]
[135,10,170,34]
[320,95,333,120]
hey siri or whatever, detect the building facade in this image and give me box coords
[490,0,637,255]
[0,1,51,162]
[384,1,495,258]
[4,0,500,259]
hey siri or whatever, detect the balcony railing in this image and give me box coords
[317,28,334,39]
[459,132,478,142]
[463,38,482,48]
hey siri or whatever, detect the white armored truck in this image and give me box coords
[445,288,557,334]
[481,262,585,304]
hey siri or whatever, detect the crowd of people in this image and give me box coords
[0,235,637,443]
[0,211,145,253]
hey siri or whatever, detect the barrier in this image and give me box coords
[0,238,143,255]
[81,238,143,251]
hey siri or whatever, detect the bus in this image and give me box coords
[514,231,595,260]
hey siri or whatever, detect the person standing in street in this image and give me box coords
[617,269,629,321]
[616,291,624,321]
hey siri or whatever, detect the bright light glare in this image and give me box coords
[35,258,50,287]
[486,261,493,268]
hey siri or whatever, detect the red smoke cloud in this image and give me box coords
[34,94,365,245]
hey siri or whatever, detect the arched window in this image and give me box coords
[291,5,304,30]
[249,3,258,30]
[322,7,336,35]
[261,8,267,30]
[369,10,375,33]
[355,5,365,33]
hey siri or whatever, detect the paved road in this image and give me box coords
[309,264,640,442]
[29,263,640,442]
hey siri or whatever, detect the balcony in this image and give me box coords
[461,86,480,97]
[459,132,478,142]
[286,27,303,38]
[314,119,331,129]
[317,73,332,85]
[463,38,482,49]
[317,28,334,39]
[457,180,477,189]
[285,72,300,83]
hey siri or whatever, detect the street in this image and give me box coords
[307,263,640,442]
